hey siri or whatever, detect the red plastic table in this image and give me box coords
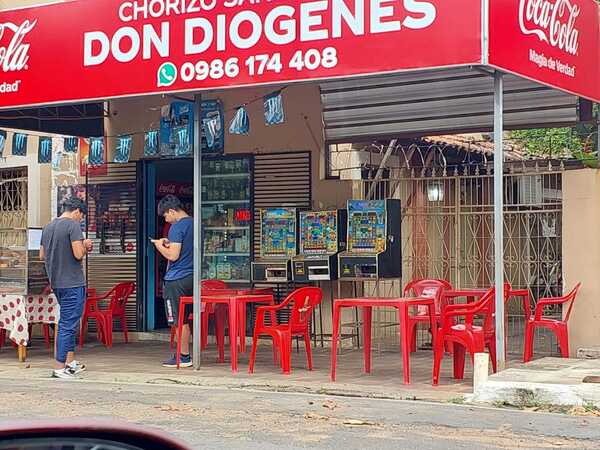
[331,297,436,385]
[201,292,275,373]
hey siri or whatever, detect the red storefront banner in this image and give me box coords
[0,0,482,109]
[489,0,600,102]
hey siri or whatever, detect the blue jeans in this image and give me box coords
[54,286,86,364]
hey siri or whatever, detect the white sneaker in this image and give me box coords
[67,360,86,375]
[52,367,78,379]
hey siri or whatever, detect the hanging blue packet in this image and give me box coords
[114,135,132,163]
[0,131,6,158]
[89,137,105,166]
[229,107,249,135]
[38,137,52,164]
[12,133,27,156]
[64,137,78,153]
[144,130,159,157]
[173,125,191,157]
[264,91,285,125]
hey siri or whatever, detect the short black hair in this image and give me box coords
[158,195,183,216]
[63,197,88,215]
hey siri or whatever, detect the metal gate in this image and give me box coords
[362,168,563,356]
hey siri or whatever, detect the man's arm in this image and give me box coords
[39,245,45,261]
[152,239,182,262]
[69,221,89,261]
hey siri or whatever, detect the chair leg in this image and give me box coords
[304,331,313,371]
[432,336,444,386]
[214,306,226,364]
[43,324,51,350]
[249,333,259,374]
[79,316,88,348]
[0,328,6,349]
[121,317,129,344]
[453,342,467,380]
[330,304,341,382]
[557,326,570,359]
[408,321,417,353]
[272,336,278,367]
[488,339,497,374]
[523,322,535,363]
[106,315,113,348]
[201,312,209,351]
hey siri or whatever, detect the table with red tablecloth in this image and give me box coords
[0,294,60,361]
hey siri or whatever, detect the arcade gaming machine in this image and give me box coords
[338,199,401,280]
[252,208,298,283]
[292,209,347,282]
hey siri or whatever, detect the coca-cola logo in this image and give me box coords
[0,20,36,72]
[519,0,580,55]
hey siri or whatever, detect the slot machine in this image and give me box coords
[251,208,298,283]
[338,199,401,280]
[292,209,347,282]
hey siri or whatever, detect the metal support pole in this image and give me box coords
[493,72,506,372]
[193,94,202,370]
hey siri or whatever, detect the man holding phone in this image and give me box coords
[40,198,93,379]
[152,195,194,368]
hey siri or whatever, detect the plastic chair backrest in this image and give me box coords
[287,287,323,329]
[403,279,453,314]
[563,283,582,322]
[109,282,136,316]
[445,287,495,329]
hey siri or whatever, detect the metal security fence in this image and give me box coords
[360,166,563,356]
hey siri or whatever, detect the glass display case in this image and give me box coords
[201,157,252,283]
[0,228,27,294]
[0,228,48,295]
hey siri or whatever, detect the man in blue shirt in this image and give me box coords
[151,195,194,367]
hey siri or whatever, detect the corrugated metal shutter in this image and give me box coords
[252,152,312,323]
[86,163,139,331]
[321,67,578,142]
[253,152,312,257]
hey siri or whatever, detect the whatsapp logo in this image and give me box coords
[157,62,177,87]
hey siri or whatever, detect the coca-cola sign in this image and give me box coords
[518,0,580,55]
[0,20,36,72]
[490,0,599,104]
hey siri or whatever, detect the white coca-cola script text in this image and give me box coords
[519,0,580,55]
[0,20,36,72]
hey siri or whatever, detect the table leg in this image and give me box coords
[399,304,411,385]
[228,300,238,374]
[363,306,372,374]
[238,301,247,353]
[330,303,341,382]
[18,344,26,362]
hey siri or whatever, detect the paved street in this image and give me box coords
[1,376,600,449]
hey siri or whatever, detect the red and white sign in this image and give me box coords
[0,0,482,109]
[489,0,600,102]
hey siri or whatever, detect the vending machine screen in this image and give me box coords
[300,211,338,254]
[260,208,297,258]
[347,200,386,253]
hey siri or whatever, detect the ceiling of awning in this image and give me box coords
[320,67,583,143]
[0,103,105,137]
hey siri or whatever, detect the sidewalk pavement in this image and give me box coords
[0,340,473,403]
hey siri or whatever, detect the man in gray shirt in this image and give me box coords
[41,198,92,379]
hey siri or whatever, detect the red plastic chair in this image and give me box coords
[80,282,135,348]
[523,283,581,363]
[249,287,323,375]
[432,287,495,385]
[169,279,226,351]
[404,279,453,352]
